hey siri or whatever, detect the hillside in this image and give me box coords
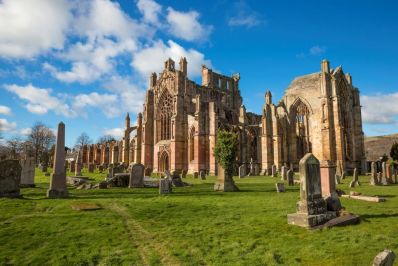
[364,133,398,161]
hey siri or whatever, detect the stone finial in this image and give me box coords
[265,90,272,105]
[321,59,330,73]
[179,57,187,76]
[150,72,157,87]
[164,58,175,71]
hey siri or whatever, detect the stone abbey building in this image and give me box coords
[82,58,366,176]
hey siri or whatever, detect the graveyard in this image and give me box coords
[0,166,397,265]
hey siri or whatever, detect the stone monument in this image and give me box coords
[128,163,145,188]
[349,168,360,188]
[281,166,287,181]
[214,164,239,192]
[287,169,294,186]
[287,153,336,228]
[0,160,22,197]
[370,162,378,185]
[47,122,68,198]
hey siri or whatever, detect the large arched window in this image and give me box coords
[158,91,173,140]
[189,127,195,162]
[293,100,311,160]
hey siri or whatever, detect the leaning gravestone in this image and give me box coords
[47,122,68,198]
[287,169,294,186]
[287,153,336,228]
[271,165,277,177]
[0,160,22,197]
[373,249,396,266]
[370,162,378,186]
[159,178,172,194]
[214,164,239,192]
[128,163,145,188]
[275,182,285,192]
[238,165,245,178]
[349,168,360,188]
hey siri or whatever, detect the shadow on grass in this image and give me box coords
[361,213,398,220]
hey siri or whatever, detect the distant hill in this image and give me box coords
[365,133,398,161]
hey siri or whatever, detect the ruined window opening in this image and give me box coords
[189,127,195,162]
[159,91,173,141]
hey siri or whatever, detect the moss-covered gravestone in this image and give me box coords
[0,160,22,197]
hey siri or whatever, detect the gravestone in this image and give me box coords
[109,165,124,179]
[98,165,104,173]
[393,168,398,184]
[377,172,382,184]
[281,166,288,181]
[271,165,277,177]
[248,158,254,176]
[69,160,75,173]
[180,170,187,179]
[335,174,341,185]
[75,151,82,176]
[193,172,199,179]
[199,171,206,180]
[47,122,68,198]
[254,164,259,175]
[144,167,152,177]
[20,156,35,187]
[159,178,172,194]
[381,162,388,185]
[214,164,239,192]
[88,163,95,173]
[386,163,393,184]
[373,249,396,266]
[275,182,285,192]
[287,169,294,186]
[349,168,360,188]
[0,160,22,197]
[370,162,378,185]
[128,163,145,188]
[238,165,245,178]
[287,153,336,228]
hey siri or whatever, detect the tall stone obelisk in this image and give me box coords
[47,122,68,198]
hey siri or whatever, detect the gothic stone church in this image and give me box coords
[100,58,366,176]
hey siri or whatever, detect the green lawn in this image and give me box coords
[0,169,397,265]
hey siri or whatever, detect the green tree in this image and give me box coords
[213,129,238,177]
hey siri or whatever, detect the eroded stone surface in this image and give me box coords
[0,160,21,198]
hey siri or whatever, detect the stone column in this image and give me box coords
[47,122,68,198]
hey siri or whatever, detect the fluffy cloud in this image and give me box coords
[361,92,398,125]
[0,0,72,58]
[20,127,32,136]
[132,40,211,78]
[137,0,162,25]
[0,118,16,132]
[4,84,75,117]
[227,1,264,28]
[166,7,212,42]
[0,105,11,116]
[103,127,124,139]
[73,92,120,118]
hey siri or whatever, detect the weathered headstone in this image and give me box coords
[370,161,378,185]
[349,168,360,188]
[193,172,199,179]
[271,165,277,177]
[275,182,285,192]
[199,171,206,180]
[281,166,287,181]
[128,163,145,188]
[88,163,95,173]
[47,122,68,198]
[144,167,152,177]
[393,167,398,184]
[377,172,382,184]
[98,165,104,173]
[381,162,388,185]
[159,178,172,194]
[248,158,254,176]
[69,160,75,173]
[20,156,35,187]
[287,153,336,228]
[214,164,239,192]
[238,164,245,178]
[287,169,294,186]
[386,163,394,184]
[254,164,259,175]
[180,170,187,179]
[335,174,341,185]
[0,160,21,197]
[75,151,82,176]
[373,249,396,266]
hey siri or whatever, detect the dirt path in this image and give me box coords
[106,203,181,266]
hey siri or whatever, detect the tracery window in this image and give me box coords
[159,91,173,140]
[295,101,311,159]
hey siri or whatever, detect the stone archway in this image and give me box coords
[159,151,170,173]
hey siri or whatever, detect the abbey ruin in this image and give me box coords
[80,58,366,177]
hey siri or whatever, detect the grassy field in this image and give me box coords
[0,168,397,266]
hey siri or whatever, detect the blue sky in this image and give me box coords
[0,0,397,147]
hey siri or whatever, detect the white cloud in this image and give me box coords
[103,127,124,139]
[132,40,211,78]
[309,45,326,56]
[166,7,212,42]
[137,0,162,25]
[0,0,72,58]
[227,1,264,28]
[4,84,75,117]
[0,118,16,132]
[20,127,32,136]
[73,92,120,118]
[361,92,398,125]
[0,105,11,116]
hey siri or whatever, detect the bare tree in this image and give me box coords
[75,132,92,150]
[97,135,115,144]
[6,136,23,159]
[28,121,56,165]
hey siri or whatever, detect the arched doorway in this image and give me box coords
[159,151,169,173]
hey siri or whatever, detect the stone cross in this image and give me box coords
[370,162,378,185]
[349,168,360,188]
[281,166,287,181]
[287,169,294,186]
[128,163,145,188]
[47,122,68,198]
